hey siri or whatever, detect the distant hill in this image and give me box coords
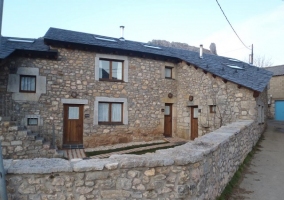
[148,40,214,55]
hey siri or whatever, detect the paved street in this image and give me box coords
[230,120,284,200]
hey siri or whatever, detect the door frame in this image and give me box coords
[63,104,84,146]
[164,103,173,137]
[190,106,198,140]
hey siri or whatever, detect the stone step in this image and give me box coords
[43,141,51,150]
[27,133,38,141]
[35,137,45,145]
[17,130,28,138]
[8,126,18,132]
[1,116,11,121]
[56,150,66,158]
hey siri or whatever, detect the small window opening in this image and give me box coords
[210,105,217,113]
[27,118,38,126]
[20,75,36,93]
[165,67,172,79]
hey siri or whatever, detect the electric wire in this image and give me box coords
[215,0,251,50]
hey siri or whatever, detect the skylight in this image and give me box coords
[143,44,162,50]
[226,65,244,70]
[7,38,34,43]
[228,58,241,62]
[95,36,117,42]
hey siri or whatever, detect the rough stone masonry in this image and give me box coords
[3,120,265,199]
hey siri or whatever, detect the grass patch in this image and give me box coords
[126,143,182,155]
[85,141,168,157]
[217,134,264,200]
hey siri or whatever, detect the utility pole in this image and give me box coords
[0,0,3,46]
[0,0,7,199]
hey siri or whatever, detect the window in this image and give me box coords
[98,102,123,124]
[193,107,199,118]
[27,118,38,126]
[210,105,217,113]
[165,67,172,79]
[20,75,36,92]
[94,97,128,125]
[99,59,123,81]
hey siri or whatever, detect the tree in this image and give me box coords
[251,55,273,68]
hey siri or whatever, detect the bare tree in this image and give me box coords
[250,55,273,68]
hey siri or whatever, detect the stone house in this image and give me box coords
[0,27,272,150]
[265,65,284,120]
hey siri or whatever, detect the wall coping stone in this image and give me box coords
[6,158,72,174]
[3,120,254,174]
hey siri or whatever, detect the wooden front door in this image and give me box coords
[63,104,83,145]
[164,104,172,137]
[191,106,198,140]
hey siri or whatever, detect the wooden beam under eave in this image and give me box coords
[194,66,198,70]
[253,91,260,98]
[222,79,227,83]
[212,74,216,78]
[203,70,207,74]
[237,85,242,89]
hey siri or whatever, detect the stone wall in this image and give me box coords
[4,120,265,199]
[176,62,260,138]
[0,120,60,159]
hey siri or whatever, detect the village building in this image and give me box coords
[265,65,284,120]
[0,27,272,158]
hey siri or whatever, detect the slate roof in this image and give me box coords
[44,27,273,92]
[265,65,284,76]
[0,37,57,59]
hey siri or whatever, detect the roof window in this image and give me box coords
[7,38,34,43]
[226,64,244,70]
[228,58,241,62]
[95,36,117,42]
[143,44,162,50]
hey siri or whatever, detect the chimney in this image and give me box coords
[119,26,125,41]
[209,43,217,55]
[199,44,203,58]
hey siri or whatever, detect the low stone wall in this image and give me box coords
[3,120,264,200]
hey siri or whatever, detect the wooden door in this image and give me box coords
[63,104,83,145]
[191,106,198,140]
[164,104,172,137]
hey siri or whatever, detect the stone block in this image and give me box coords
[72,159,110,172]
[11,141,22,146]
[100,190,131,198]
[8,158,72,174]
[8,126,18,131]
[85,172,109,180]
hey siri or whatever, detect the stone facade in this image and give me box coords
[0,46,268,149]
[267,75,284,118]
[4,120,266,199]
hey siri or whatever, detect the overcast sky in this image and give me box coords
[2,0,284,65]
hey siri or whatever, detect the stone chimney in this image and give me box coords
[209,43,217,55]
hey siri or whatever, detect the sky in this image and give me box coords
[2,0,284,66]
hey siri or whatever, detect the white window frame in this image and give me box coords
[95,54,128,82]
[94,97,128,125]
